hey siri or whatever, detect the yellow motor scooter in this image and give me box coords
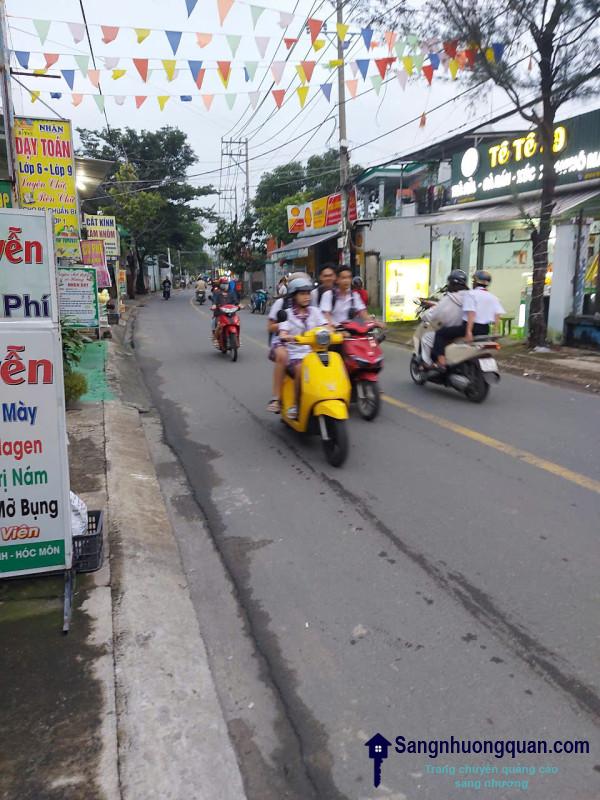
[280,327,351,467]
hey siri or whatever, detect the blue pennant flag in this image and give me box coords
[428,53,440,70]
[180,95,192,101]
[166,30,182,56]
[356,59,370,80]
[185,0,198,16]
[361,28,373,50]
[15,51,30,69]
[61,69,75,89]
[188,60,203,82]
[50,92,63,99]
[320,83,332,102]
[492,42,505,62]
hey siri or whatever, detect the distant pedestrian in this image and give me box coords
[277,276,288,297]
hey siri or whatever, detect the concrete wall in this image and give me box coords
[363,216,431,266]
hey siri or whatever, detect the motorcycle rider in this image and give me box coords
[420,270,469,367]
[432,270,505,367]
[310,262,337,307]
[196,274,207,293]
[161,275,172,297]
[352,275,369,307]
[320,265,370,325]
[212,278,237,343]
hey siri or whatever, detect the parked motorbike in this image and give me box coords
[213,304,241,362]
[410,316,501,403]
[339,319,385,420]
[250,289,269,314]
[280,327,351,467]
[195,289,206,304]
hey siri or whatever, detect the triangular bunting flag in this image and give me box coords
[443,39,458,57]
[244,61,258,81]
[255,36,269,58]
[61,70,75,90]
[74,54,89,76]
[196,33,212,47]
[15,51,30,69]
[396,70,408,90]
[407,34,419,48]
[428,52,440,70]
[180,95,192,101]
[226,35,241,57]
[492,42,505,62]
[67,22,85,44]
[166,30,182,55]
[162,60,177,81]
[284,37,298,50]
[279,11,294,28]
[395,40,406,59]
[135,28,151,44]
[72,93,83,106]
[87,70,100,87]
[272,89,285,108]
[112,69,126,80]
[328,59,343,68]
[320,83,332,102]
[225,94,236,110]
[464,48,476,67]
[422,64,434,85]
[296,64,307,84]
[33,20,51,45]
[94,95,105,113]
[485,47,495,63]
[413,53,425,70]
[271,61,285,84]
[250,5,265,28]
[370,75,383,95]
[101,26,119,44]
[420,112,427,128]
[135,96,147,108]
[185,0,198,16]
[375,58,394,79]
[346,79,358,98]
[158,96,169,111]
[248,91,259,109]
[449,58,459,78]
[336,23,349,42]
[402,56,414,75]
[296,86,309,108]
[30,90,41,103]
[188,60,203,83]
[33,68,48,76]
[50,92,62,99]
[313,39,325,52]
[217,0,234,26]
[361,28,373,50]
[202,94,214,110]
[350,62,359,78]
[356,59,369,80]
[104,57,119,69]
[217,61,232,87]
[133,59,149,82]
[384,31,397,52]
[115,96,126,106]
[44,53,59,69]
[308,19,323,43]
[301,61,316,82]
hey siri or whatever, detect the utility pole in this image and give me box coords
[220,137,250,221]
[337,0,351,265]
[0,0,19,206]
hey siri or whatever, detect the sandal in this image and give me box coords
[266,398,281,413]
[286,405,298,420]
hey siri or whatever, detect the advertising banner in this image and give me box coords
[58,266,99,328]
[14,117,80,260]
[81,239,112,288]
[0,180,12,208]
[0,323,72,576]
[385,259,430,322]
[287,188,358,234]
[0,208,57,322]
[83,213,119,258]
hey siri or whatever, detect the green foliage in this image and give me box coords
[210,214,266,273]
[64,371,88,404]
[60,320,89,374]
[255,191,309,246]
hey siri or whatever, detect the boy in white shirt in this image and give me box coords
[320,264,369,325]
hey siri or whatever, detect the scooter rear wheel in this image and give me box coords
[321,418,348,467]
[410,355,426,385]
[464,362,489,403]
[356,381,380,420]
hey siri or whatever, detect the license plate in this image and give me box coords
[479,357,498,372]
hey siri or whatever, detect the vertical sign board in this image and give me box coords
[385,259,430,322]
[83,214,119,258]
[58,267,99,328]
[80,239,112,289]
[0,208,72,577]
[14,117,81,261]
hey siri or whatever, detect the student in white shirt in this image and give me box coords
[320,265,369,325]
[310,263,337,307]
[432,270,505,367]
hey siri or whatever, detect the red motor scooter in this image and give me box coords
[339,319,385,420]
[213,304,241,362]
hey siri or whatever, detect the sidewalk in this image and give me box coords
[0,308,247,800]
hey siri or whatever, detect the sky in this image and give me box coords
[7,0,597,222]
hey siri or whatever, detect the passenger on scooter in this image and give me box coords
[310,263,337,307]
[420,270,469,367]
[267,271,312,338]
[320,265,369,324]
[432,270,504,367]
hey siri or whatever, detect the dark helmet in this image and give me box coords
[447,269,468,291]
[352,276,363,288]
[473,270,492,287]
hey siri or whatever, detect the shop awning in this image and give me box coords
[418,188,600,226]
[269,230,339,260]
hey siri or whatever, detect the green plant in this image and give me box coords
[60,320,89,374]
[64,370,88,404]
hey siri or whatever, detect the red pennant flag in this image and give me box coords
[422,64,434,85]
[443,39,458,58]
[301,61,316,82]
[463,48,476,66]
[101,25,119,44]
[135,96,147,109]
[419,112,427,128]
[272,89,285,108]
[284,37,298,50]
[217,60,232,85]
[133,58,149,82]
[308,18,323,43]
[374,57,394,79]
[195,68,206,89]
[44,53,59,69]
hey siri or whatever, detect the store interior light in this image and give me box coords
[76,175,88,191]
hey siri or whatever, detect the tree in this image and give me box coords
[357,0,600,347]
[253,162,305,208]
[210,214,266,274]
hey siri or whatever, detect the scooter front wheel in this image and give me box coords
[321,417,349,467]
[228,332,238,362]
[410,355,426,385]
[356,381,380,421]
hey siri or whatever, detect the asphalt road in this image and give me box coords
[134,290,600,800]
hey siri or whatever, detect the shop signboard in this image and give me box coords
[58,266,99,328]
[83,213,119,258]
[81,239,112,288]
[0,324,71,576]
[14,117,81,260]
[0,180,12,208]
[450,107,600,204]
[0,208,57,322]
[287,188,358,234]
[384,258,429,322]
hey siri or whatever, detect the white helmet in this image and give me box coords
[287,277,313,296]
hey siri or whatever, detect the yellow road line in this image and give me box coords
[382,393,600,495]
[188,295,600,495]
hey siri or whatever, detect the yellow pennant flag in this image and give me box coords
[162,59,177,81]
[336,23,349,41]
[313,38,325,52]
[328,59,343,68]
[296,86,309,108]
[485,47,495,63]
[135,28,151,44]
[158,96,169,111]
[449,58,459,78]
[296,64,307,84]
[112,69,127,80]
[33,68,48,76]
[402,56,414,75]
[30,90,41,103]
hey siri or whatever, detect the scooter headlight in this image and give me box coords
[316,329,331,348]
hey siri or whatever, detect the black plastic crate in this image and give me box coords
[73,510,104,573]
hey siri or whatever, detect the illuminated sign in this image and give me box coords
[450,108,600,203]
